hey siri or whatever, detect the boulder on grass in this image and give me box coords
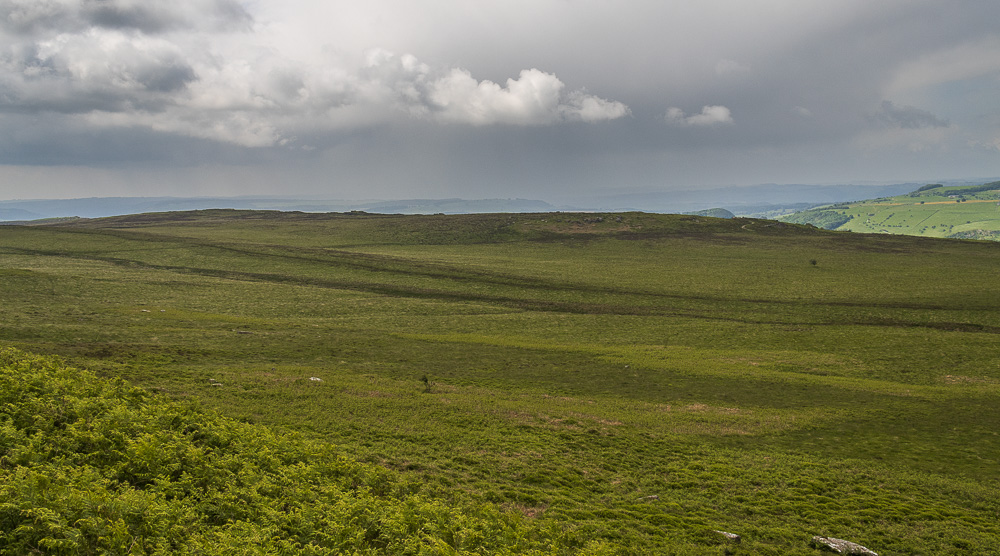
[810,536,877,555]
[714,530,741,543]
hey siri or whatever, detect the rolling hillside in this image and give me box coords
[781,181,1000,239]
[2,210,1000,554]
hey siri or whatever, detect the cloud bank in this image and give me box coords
[0,1,630,148]
[0,0,999,200]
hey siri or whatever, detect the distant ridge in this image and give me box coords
[687,208,735,219]
[0,207,43,221]
[0,197,560,220]
[3,179,997,221]
[580,182,994,214]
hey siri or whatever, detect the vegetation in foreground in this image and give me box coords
[782,181,1000,239]
[2,210,1000,554]
[0,348,585,555]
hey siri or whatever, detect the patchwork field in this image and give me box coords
[2,210,1000,554]
[782,181,1000,240]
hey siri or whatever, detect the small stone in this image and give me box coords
[640,495,658,501]
[811,536,877,555]
[309,377,322,382]
[715,531,741,543]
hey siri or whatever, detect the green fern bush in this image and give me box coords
[0,348,596,555]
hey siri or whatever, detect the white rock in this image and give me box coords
[811,536,877,555]
[715,531,741,543]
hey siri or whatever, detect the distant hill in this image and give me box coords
[687,207,735,219]
[580,182,943,213]
[4,179,998,221]
[348,198,557,214]
[0,197,559,221]
[0,207,43,221]
[780,181,1000,240]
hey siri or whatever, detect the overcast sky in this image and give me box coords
[1,0,998,201]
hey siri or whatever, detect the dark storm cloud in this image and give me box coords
[0,0,252,35]
[85,0,251,33]
[0,0,242,119]
[0,33,197,114]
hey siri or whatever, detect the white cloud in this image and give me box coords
[665,105,734,126]
[422,67,629,125]
[428,68,558,125]
[560,89,632,122]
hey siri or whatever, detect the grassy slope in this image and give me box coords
[2,210,1000,554]
[782,182,1000,239]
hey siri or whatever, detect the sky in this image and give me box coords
[0,0,998,201]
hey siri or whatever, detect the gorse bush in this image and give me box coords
[0,348,577,555]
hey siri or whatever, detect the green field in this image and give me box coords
[782,181,1000,240]
[2,210,1000,554]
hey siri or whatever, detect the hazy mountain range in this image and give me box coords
[2,180,996,222]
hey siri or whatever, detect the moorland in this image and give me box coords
[2,210,999,554]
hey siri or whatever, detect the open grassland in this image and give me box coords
[2,210,1000,554]
[782,181,1000,240]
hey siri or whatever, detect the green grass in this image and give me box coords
[782,181,1000,239]
[2,210,1000,554]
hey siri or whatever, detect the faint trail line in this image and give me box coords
[4,244,996,334]
[15,227,955,311]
